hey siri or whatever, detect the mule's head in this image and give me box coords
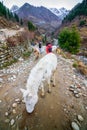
[20,88,38,113]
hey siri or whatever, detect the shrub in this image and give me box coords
[73,62,78,68]
[22,51,31,58]
[6,36,16,47]
[58,26,81,54]
[73,61,87,75]
[0,58,18,69]
[79,20,86,26]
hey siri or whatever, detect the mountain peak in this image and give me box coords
[10,5,19,12]
[23,2,31,7]
[49,7,70,20]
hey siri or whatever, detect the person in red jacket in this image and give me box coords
[46,43,52,53]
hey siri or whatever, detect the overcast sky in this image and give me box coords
[0,0,83,10]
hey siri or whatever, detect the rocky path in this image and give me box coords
[0,53,87,130]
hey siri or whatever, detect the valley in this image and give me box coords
[0,0,87,130]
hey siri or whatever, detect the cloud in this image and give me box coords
[1,0,83,9]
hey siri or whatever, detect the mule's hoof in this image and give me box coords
[41,93,45,98]
[48,89,51,93]
[51,80,53,82]
[53,84,56,87]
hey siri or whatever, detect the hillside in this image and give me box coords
[0,2,18,29]
[0,16,19,29]
[0,15,40,69]
[54,0,87,57]
[0,2,20,25]
[63,0,87,22]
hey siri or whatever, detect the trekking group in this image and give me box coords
[38,41,52,54]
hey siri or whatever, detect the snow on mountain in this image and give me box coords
[10,5,19,13]
[10,5,69,20]
[49,7,70,20]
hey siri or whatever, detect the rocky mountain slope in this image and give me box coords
[16,3,59,22]
[11,3,62,32]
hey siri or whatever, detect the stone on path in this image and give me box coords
[77,115,84,122]
[71,122,80,130]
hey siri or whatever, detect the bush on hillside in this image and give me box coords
[73,61,87,75]
[58,26,81,54]
[79,19,86,26]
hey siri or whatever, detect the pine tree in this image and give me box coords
[14,13,19,22]
[0,2,19,23]
[63,0,87,22]
[28,21,36,31]
[20,18,23,25]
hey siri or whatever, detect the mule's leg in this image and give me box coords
[52,70,56,87]
[41,82,45,97]
[47,77,51,93]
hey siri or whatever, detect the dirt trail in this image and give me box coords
[0,28,24,42]
[0,53,87,130]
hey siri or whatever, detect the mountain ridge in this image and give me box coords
[49,7,69,20]
[10,5,19,13]
[15,3,60,22]
[10,3,63,32]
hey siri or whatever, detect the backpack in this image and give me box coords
[48,44,52,52]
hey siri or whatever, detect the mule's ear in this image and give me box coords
[20,88,26,94]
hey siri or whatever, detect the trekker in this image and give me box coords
[38,42,42,53]
[46,43,52,53]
